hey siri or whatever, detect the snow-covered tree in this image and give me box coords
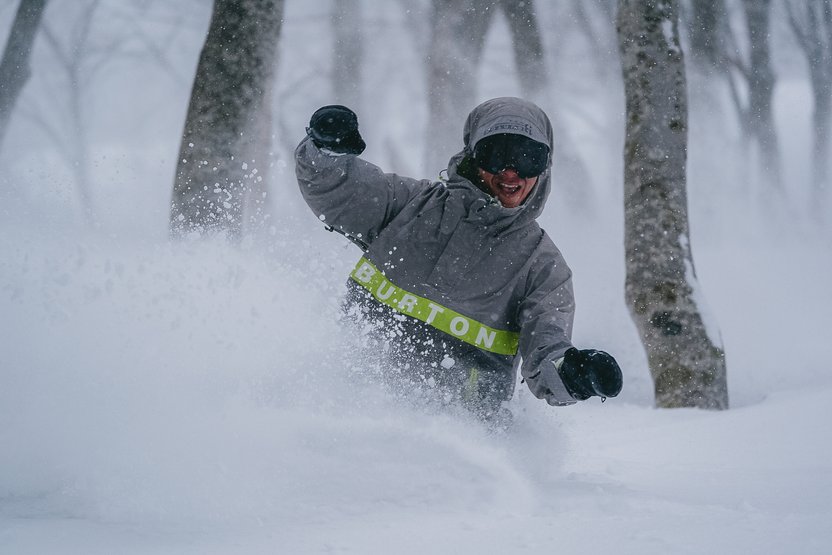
[170,0,283,239]
[617,0,729,409]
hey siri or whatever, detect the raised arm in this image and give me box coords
[295,105,428,247]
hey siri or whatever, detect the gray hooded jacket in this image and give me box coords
[295,97,577,406]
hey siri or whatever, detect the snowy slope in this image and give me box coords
[2,1,832,553]
[1,210,830,554]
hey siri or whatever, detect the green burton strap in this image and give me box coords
[350,257,519,356]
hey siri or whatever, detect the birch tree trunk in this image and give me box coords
[617,0,729,409]
[0,0,49,152]
[170,0,283,239]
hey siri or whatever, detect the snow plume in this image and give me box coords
[0,225,563,530]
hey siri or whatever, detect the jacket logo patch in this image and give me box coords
[350,257,519,355]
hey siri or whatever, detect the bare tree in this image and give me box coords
[499,0,545,93]
[424,0,498,176]
[0,0,49,152]
[170,0,283,239]
[38,1,102,224]
[424,0,594,196]
[331,0,363,111]
[726,0,781,190]
[686,0,729,72]
[618,0,729,409]
[11,0,191,225]
[499,0,593,205]
[786,0,832,195]
[683,0,781,191]
[571,0,618,75]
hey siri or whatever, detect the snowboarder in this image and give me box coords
[295,97,622,420]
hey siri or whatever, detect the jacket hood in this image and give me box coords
[445,97,554,223]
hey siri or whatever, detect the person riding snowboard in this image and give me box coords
[295,97,622,420]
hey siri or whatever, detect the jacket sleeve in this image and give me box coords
[516,248,578,406]
[295,136,428,245]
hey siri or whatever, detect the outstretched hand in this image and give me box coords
[306,105,366,155]
[558,347,623,400]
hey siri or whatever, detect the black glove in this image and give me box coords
[306,105,366,155]
[558,347,623,401]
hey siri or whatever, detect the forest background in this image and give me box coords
[1,1,830,553]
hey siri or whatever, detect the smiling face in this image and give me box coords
[476,167,539,208]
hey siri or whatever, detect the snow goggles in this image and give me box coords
[473,133,549,178]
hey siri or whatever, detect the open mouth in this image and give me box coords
[499,183,522,194]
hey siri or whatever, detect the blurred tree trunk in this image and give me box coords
[331,0,363,111]
[41,1,100,225]
[686,0,727,73]
[499,0,545,91]
[786,0,832,197]
[425,0,497,176]
[685,0,781,191]
[425,0,593,196]
[500,0,593,206]
[725,0,780,191]
[571,0,618,74]
[742,0,780,189]
[617,0,729,409]
[0,0,49,152]
[170,0,283,239]
[724,0,782,193]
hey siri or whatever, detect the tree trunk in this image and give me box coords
[686,0,727,73]
[40,2,99,225]
[812,80,831,192]
[500,0,593,206]
[617,0,729,409]
[0,0,49,151]
[807,0,832,194]
[499,0,545,92]
[170,0,283,239]
[786,0,832,197]
[331,0,363,111]
[424,0,497,176]
[742,0,780,190]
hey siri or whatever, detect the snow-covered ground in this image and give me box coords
[2,2,832,553]
[1,193,830,554]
